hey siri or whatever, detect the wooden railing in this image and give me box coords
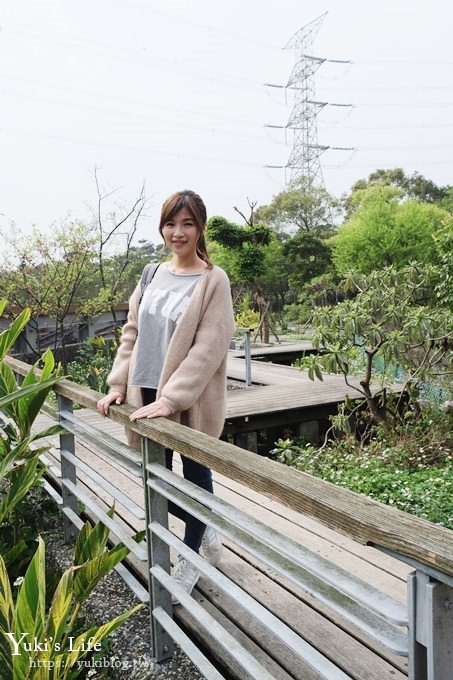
[6,355,453,680]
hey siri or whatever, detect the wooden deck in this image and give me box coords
[230,341,319,364]
[36,408,411,679]
[225,353,400,438]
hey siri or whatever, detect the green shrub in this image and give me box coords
[0,302,64,579]
[0,513,143,679]
[270,405,453,528]
[234,294,260,331]
[67,336,118,394]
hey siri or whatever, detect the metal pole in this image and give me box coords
[142,436,174,664]
[244,328,252,387]
[408,569,453,679]
[58,395,78,542]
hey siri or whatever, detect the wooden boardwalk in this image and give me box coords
[227,356,365,414]
[230,341,319,364]
[36,408,411,679]
[225,353,400,439]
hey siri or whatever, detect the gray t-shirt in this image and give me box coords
[130,264,202,389]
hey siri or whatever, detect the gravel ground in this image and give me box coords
[45,530,205,680]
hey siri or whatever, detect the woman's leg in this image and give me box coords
[180,456,213,553]
[141,388,212,553]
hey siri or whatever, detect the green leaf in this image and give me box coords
[0,362,18,398]
[73,544,130,602]
[0,458,42,524]
[132,529,146,543]
[15,537,46,642]
[314,364,324,381]
[0,308,31,362]
[0,554,14,676]
[61,604,143,678]
[18,353,61,435]
[0,540,30,577]
[27,423,65,442]
[0,444,25,481]
[73,521,93,566]
[46,567,78,645]
[0,362,20,421]
[0,376,62,412]
[10,539,47,680]
[74,508,114,566]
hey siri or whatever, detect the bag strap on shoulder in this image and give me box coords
[139,263,160,301]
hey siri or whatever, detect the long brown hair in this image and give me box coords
[159,190,212,268]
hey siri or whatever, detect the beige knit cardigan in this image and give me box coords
[107,265,235,448]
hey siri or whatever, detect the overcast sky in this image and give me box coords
[1,0,452,245]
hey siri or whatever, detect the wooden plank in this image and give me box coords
[176,595,298,680]
[43,417,408,602]
[228,356,309,385]
[211,473,408,601]
[225,383,362,417]
[230,341,316,358]
[40,409,408,596]
[212,471,410,583]
[197,549,407,680]
[34,409,414,678]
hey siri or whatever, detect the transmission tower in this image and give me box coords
[266,12,352,188]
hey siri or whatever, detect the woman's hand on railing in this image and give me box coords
[97,391,125,415]
[129,401,171,421]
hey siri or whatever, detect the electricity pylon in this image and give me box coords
[266,12,353,188]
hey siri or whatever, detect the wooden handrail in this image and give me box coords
[7,355,453,578]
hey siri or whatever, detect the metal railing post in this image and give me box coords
[244,328,252,387]
[57,395,78,542]
[407,569,453,679]
[142,436,174,664]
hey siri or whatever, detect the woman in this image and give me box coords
[97,190,235,602]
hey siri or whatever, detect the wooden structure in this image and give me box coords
[231,340,321,365]
[225,354,401,452]
[0,305,129,356]
[7,355,453,680]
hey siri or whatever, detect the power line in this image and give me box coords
[3,73,451,135]
[0,73,264,129]
[3,21,263,93]
[1,125,262,169]
[112,0,282,52]
[4,88,278,146]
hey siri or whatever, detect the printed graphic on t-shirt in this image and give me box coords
[145,287,192,323]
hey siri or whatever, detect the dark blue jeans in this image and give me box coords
[142,388,212,553]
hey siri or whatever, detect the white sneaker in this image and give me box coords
[171,556,199,605]
[201,526,223,566]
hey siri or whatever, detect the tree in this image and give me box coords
[438,187,453,215]
[254,175,339,236]
[303,265,453,431]
[344,168,453,218]
[260,238,290,311]
[0,220,97,366]
[83,168,149,323]
[207,205,279,343]
[432,215,453,310]
[331,186,449,275]
[110,239,161,299]
[282,231,332,293]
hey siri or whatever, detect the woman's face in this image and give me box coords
[161,207,201,257]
